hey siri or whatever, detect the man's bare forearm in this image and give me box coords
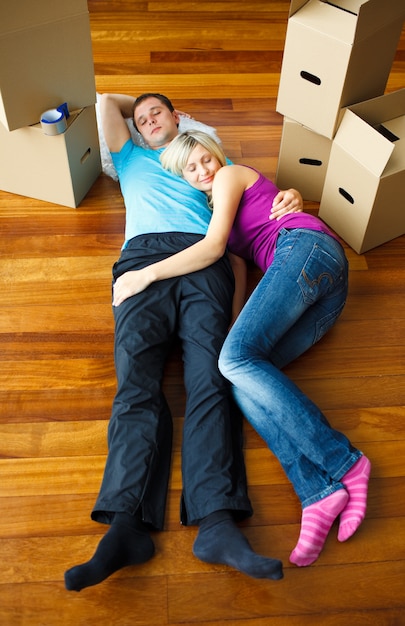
[100,93,136,119]
[99,93,135,152]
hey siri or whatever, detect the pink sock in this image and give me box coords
[289,489,349,567]
[338,455,371,542]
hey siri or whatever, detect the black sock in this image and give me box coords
[193,510,283,580]
[64,512,155,592]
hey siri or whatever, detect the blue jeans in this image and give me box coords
[219,229,361,507]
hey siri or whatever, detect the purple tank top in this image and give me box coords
[227,169,337,272]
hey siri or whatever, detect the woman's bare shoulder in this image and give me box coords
[218,163,258,183]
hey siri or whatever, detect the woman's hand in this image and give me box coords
[113,269,152,306]
[270,188,303,220]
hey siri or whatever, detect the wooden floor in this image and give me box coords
[1,2,404,625]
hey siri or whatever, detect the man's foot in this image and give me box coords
[193,510,283,580]
[64,513,155,591]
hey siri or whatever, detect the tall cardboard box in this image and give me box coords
[0,106,101,208]
[276,117,332,202]
[276,0,405,139]
[0,0,96,131]
[319,89,405,254]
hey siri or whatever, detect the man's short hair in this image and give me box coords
[132,93,175,131]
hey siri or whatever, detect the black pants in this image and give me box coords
[92,233,252,530]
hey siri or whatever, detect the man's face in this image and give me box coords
[134,97,180,149]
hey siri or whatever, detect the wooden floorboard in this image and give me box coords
[1,1,404,624]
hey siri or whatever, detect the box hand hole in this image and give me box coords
[81,148,91,164]
[339,187,354,204]
[376,125,399,143]
[299,158,323,166]
[300,71,321,86]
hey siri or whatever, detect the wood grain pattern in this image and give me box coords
[0,1,404,624]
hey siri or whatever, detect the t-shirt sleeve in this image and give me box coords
[110,139,134,178]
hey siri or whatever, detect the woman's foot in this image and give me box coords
[338,455,371,542]
[290,489,349,567]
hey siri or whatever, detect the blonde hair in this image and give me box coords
[160,130,227,176]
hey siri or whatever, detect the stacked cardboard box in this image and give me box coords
[0,0,101,208]
[320,89,405,253]
[275,0,405,252]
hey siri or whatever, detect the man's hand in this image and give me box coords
[270,188,303,221]
[113,269,152,306]
[175,109,191,118]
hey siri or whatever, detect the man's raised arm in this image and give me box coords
[99,93,135,153]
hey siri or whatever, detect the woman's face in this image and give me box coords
[182,144,222,192]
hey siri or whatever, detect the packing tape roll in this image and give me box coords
[40,103,69,135]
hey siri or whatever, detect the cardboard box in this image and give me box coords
[276,117,332,202]
[318,89,405,254]
[276,0,405,139]
[0,0,96,131]
[0,106,102,208]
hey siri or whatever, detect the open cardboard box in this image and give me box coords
[318,89,405,254]
[276,0,405,139]
[0,106,102,208]
[276,117,332,202]
[0,0,96,131]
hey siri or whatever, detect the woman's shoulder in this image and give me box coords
[223,163,255,173]
[217,163,260,185]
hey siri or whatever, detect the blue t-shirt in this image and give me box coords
[111,139,213,246]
